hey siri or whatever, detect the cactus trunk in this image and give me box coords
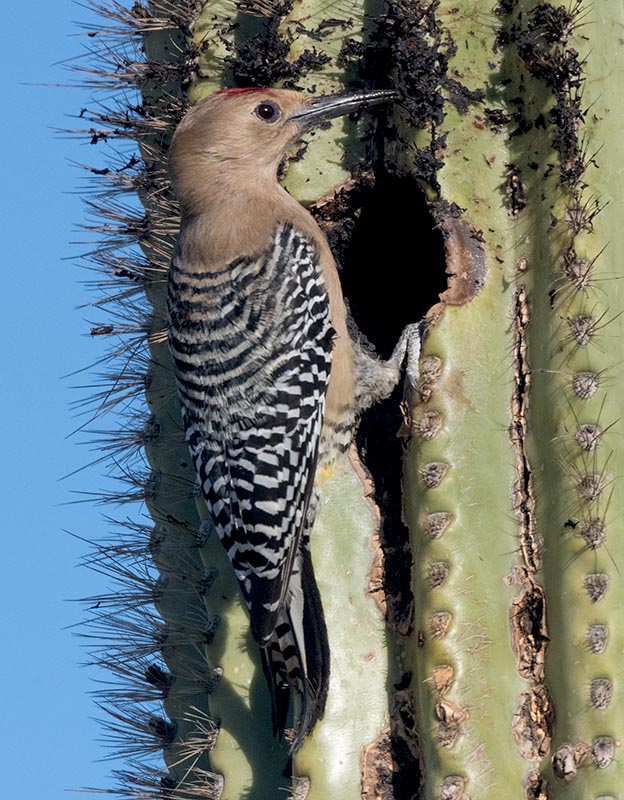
[73,1,624,798]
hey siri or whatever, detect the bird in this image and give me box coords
[166,87,420,751]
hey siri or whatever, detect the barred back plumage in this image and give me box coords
[168,221,334,743]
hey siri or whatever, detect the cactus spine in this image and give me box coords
[73,1,623,798]
[396,1,624,797]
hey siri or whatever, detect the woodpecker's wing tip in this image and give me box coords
[261,647,291,738]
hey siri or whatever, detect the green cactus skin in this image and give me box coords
[292,455,389,798]
[532,7,624,797]
[74,1,624,798]
[389,5,529,790]
[277,0,377,203]
[395,1,624,797]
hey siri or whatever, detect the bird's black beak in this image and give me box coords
[288,88,396,129]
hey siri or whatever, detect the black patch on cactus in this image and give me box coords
[386,0,483,124]
[494,0,516,16]
[382,0,483,192]
[484,106,512,132]
[506,163,527,215]
[225,1,334,88]
[501,2,588,188]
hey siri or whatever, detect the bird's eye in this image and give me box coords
[254,101,281,123]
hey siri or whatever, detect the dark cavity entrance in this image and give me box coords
[320,175,446,799]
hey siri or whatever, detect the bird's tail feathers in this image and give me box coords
[261,545,329,752]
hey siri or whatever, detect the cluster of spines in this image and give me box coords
[68,2,232,798]
[545,23,619,793]
[501,1,619,793]
[392,0,621,797]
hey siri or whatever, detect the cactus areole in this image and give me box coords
[73,1,623,798]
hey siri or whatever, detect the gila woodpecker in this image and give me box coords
[167,87,420,750]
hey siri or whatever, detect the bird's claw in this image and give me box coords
[391,320,424,390]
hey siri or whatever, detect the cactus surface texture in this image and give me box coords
[73,1,623,798]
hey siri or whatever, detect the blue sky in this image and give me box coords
[2,2,140,796]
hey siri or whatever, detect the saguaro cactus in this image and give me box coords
[73,1,623,798]
[393,3,624,797]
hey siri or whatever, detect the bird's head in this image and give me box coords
[169,87,395,207]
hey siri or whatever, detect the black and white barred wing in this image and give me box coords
[168,223,334,644]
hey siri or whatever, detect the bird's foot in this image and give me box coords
[390,320,425,389]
